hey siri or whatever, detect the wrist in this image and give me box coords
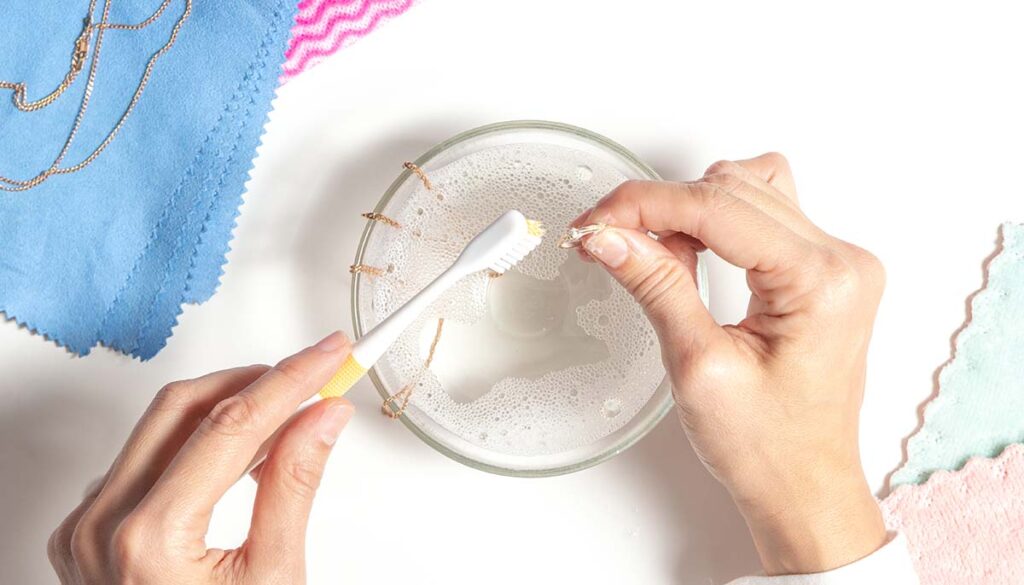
[736,469,887,575]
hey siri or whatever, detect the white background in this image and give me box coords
[2,1,1023,583]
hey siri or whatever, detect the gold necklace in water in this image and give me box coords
[0,0,191,192]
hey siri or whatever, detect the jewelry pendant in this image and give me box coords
[557,223,607,249]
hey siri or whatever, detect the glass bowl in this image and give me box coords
[351,120,709,476]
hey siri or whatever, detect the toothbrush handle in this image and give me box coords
[349,265,463,366]
[319,354,368,398]
[244,356,365,477]
[244,357,360,476]
[242,267,463,478]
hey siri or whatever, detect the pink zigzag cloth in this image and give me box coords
[881,443,1024,585]
[282,0,417,81]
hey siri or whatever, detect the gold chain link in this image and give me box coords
[0,22,92,112]
[0,0,190,192]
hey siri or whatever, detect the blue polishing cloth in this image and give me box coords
[0,0,297,359]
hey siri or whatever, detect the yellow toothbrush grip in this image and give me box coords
[319,355,368,399]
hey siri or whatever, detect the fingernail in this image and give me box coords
[317,401,354,446]
[313,331,347,353]
[584,229,629,268]
[576,247,596,263]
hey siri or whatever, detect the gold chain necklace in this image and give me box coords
[0,0,191,192]
[0,0,173,112]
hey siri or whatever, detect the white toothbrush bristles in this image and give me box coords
[487,219,544,275]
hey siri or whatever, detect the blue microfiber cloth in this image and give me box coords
[0,0,297,358]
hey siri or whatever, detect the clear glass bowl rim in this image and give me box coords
[350,119,705,477]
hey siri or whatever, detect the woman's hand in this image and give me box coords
[48,332,355,584]
[575,153,888,575]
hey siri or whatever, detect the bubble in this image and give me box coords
[602,398,623,418]
[362,142,665,457]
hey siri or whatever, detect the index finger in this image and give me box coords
[583,180,815,274]
[137,332,352,534]
[90,366,270,518]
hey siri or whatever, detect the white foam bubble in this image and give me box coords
[361,142,664,457]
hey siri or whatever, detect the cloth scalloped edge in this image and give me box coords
[281,0,420,82]
[91,0,297,360]
[891,222,1024,487]
[132,2,295,359]
[881,443,1024,585]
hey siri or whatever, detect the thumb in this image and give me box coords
[245,398,354,574]
[582,227,717,350]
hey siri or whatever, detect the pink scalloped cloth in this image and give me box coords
[282,0,418,81]
[881,444,1024,584]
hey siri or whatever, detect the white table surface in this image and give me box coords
[3,1,1022,583]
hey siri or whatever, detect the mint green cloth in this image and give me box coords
[891,223,1024,487]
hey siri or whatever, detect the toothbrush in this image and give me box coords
[320,209,544,399]
[245,210,544,474]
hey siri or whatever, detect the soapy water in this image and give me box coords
[362,143,664,456]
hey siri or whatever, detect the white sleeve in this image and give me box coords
[726,533,919,585]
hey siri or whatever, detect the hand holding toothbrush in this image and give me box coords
[47,333,354,585]
[47,210,544,585]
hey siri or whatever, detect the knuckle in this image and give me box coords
[683,181,729,240]
[47,519,74,566]
[700,180,746,216]
[704,159,741,177]
[278,457,324,499]
[608,179,658,207]
[761,151,791,171]
[270,357,313,389]
[46,531,60,565]
[111,515,151,573]
[815,249,879,305]
[201,393,259,438]
[626,256,689,311]
[701,172,744,194]
[68,518,100,565]
[150,380,195,413]
[615,178,647,196]
[851,246,887,292]
[248,363,273,374]
[693,178,718,199]
[819,249,857,286]
[847,247,888,301]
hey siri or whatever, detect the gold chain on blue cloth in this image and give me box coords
[0,0,190,192]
